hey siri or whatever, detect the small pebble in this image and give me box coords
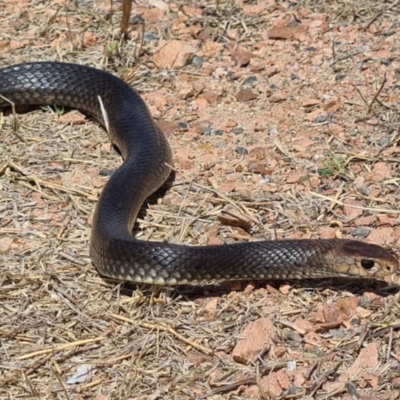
[329,329,345,339]
[381,58,393,66]
[202,126,212,136]
[130,14,145,24]
[282,386,303,396]
[143,32,158,42]
[100,169,115,176]
[214,129,223,136]
[192,56,203,67]
[314,114,329,124]
[269,93,286,103]
[236,89,257,102]
[379,137,390,147]
[350,227,370,238]
[243,76,257,86]
[357,186,371,196]
[335,73,346,81]
[350,318,361,326]
[226,71,236,80]
[383,31,395,37]
[235,146,248,155]
[359,297,371,308]
[283,330,302,343]
[287,360,297,371]
[232,127,244,135]
[178,122,189,131]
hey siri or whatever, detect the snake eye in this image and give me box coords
[361,259,375,270]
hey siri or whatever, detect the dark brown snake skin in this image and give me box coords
[0,62,398,284]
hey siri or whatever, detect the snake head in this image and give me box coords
[337,240,399,278]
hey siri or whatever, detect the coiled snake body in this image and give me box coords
[0,62,398,284]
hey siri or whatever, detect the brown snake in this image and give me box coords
[0,62,398,284]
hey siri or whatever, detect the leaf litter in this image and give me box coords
[1,0,400,398]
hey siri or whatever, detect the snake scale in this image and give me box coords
[0,62,398,284]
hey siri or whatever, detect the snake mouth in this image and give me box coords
[373,260,399,277]
[338,240,399,278]
[355,258,399,278]
[335,260,397,279]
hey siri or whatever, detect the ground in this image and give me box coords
[1,0,400,399]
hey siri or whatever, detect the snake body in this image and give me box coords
[0,62,398,284]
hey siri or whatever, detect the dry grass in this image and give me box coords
[1,0,400,399]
